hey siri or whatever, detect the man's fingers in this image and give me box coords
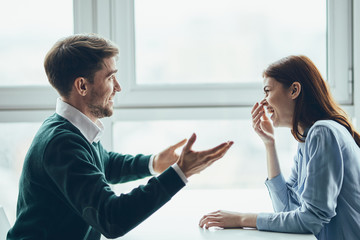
[171,138,187,149]
[197,142,233,169]
[183,133,197,152]
[205,146,232,165]
[202,141,233,156]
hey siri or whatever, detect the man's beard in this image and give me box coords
[88,103,113,119]
[87,89,113,119]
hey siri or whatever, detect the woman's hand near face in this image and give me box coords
[199,210,257,229]
[252,101,281,179]
[251,101,275,145]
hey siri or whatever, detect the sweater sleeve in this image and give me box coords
[98,142,152,184]
[256,125,343,235]
[43,133,185,238]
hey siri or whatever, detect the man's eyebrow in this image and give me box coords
[106,69,118,78]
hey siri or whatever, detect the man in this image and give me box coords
[7,34,233,240]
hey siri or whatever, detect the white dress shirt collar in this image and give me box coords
[55,98,104,143]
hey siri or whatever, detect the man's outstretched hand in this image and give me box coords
[153,138,187,173]
[176,133,233,178]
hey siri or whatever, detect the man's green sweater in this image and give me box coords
[7,114,185,239]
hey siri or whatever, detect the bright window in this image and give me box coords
[0,0,73,225]
[134,0,326,85]
[112,109,298,192]
[0,0,73,86]
[114,0,342,108]
[0,123,41,224]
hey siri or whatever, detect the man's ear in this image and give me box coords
[290,82,301,99]
[73,77,88,96]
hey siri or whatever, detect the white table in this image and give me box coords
[102,189,316,240]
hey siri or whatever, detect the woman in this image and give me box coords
[199,55,360,240]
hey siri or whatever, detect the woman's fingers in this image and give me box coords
[252,110,264,125]
[199,211,219,224]
[253,118,262,131]
[202,221,223,229]
[251,103,262,118]
[199,215,223,228]
[262,112,269,120]
[251,102,259,114]
[251,103,266,121]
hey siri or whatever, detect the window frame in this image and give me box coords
[327,0,354,104]
[353,0,360,124]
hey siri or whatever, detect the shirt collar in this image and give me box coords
[55,98,104,144]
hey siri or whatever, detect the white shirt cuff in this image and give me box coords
[148,155,157,175]
[171,163,188,184]
[149,155,188,184]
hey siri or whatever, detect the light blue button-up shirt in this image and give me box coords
[256,120,360,240]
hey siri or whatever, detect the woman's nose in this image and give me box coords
[260,98,268,106]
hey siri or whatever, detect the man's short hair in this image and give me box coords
[44,33,119,97]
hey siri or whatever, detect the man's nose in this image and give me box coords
[114,77,121,92]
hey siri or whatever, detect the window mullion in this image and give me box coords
[327,0,353,104]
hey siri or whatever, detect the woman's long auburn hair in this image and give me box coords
[263,55,360,147]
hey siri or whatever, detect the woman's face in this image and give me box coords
[262,77,296,128]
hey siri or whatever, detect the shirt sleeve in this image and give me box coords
[147,156,188,183]
[264,173,301,212]
[256,125,343,234]
[148,155,157,175]
[171,162,188,184]
[43,133,186,238]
